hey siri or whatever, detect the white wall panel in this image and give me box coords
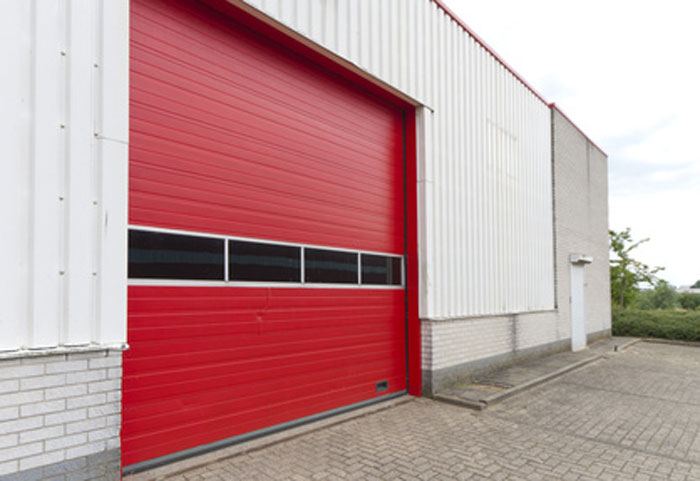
[0,0,128,351]
[240,0,555,320]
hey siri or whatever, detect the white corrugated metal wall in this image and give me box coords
[239,0,555,320]
[0,0,129,351]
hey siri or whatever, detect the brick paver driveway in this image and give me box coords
[166,342,700,480]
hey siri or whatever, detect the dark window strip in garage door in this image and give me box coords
[128,225,404,287]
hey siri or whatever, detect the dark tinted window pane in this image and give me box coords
[129,230,224,280]
[229,240,300,282]
[304,248,358,284]
[361,254,402,285]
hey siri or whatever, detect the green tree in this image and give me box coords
[692,280,700,289]
[650,280,677,309]
[609,228,664,309]
[634,289,654,310]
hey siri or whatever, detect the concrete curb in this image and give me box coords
[616,337,643,350]
[599,337,642,357]
[480,354,604,405]
[433,394,487,411]
[435,337,646,411]
[435,354,604,411]
[640,338,700,348]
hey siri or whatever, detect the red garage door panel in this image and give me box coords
[124,287,406,466]
[129,0,404,253]
[124,0,407,469]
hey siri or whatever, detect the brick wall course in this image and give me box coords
[0,350,122,479]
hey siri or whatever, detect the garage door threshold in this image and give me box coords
[435,337,640,410]
[123,393,412,481]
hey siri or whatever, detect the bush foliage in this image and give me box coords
[612,308,700,342]
[678,293,700,311]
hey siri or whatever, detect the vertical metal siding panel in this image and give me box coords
[414,1,424,106]
[0,1,32,350]
[453,20,462,318]
[389,0,400,91]
[444,13,453,317]
[308,1,322,44]
[64,0,95,345]
[96,0,128,344]
[357,0,374,70]
[471,42,479,316]
[96,140,128,344]
[484,50,494,315]
[368,0,379,76]
[0,0,127,351]
[240,0,555,320]
[466,37,476,316]
[379,2,390,87]
[30,0,63,348]
[444,11,454,317]
[335,0,348,59]
[416,108,433,318]
[515,83,523,310]
[278,0,295,30]
[347,0,359,66]
[504,65,513,311]
[435,8,447,317]
[396,0,405,93]
[454,29,463,317]
[324,0,337,55]
[454,23,465,317]
[261,0,280,20]
[294,0,310,38]
[423,4,437,319]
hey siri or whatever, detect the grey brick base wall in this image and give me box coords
[0,349,122,480]
[0,449,119,481]
[422,327,612,395]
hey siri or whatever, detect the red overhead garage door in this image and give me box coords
[123,0,407,469]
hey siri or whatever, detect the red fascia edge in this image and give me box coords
[550,103,608,157]
[405,112,422,397]
[430,0,549,106]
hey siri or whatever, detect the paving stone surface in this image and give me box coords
[161,342,700,480]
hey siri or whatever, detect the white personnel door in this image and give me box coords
[570,263,586,351]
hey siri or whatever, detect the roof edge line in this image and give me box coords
[430,0,606,156]
[430,0,549,106]
[550,103,608,156]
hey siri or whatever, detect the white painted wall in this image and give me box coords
[239,0,555,320]
[0,0,129,351]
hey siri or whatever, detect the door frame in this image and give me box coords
[569,254,592,351]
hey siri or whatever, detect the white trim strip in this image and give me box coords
[128,279,404,290]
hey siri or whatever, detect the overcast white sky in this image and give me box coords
[443,0,700,287]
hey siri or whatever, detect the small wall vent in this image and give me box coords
[375,380,388,393]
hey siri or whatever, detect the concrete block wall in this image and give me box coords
[422,311,567,393]
[552,107,611,338]
[421,107,610,395]
[0,350,122,480]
